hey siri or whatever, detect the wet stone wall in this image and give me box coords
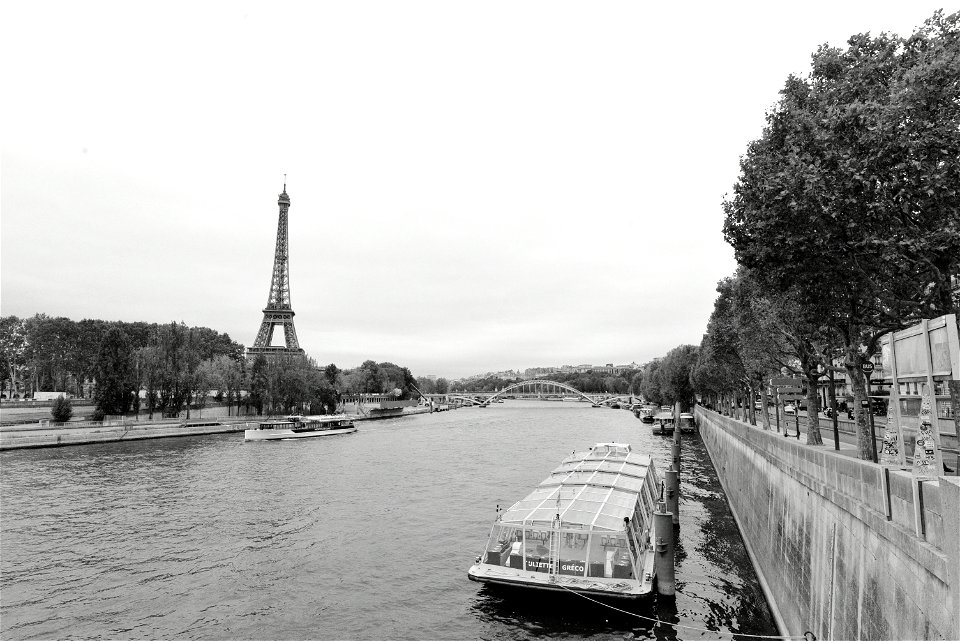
[696,407,960,641]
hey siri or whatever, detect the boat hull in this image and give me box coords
[467,563,653,600]
[244,426,357,441]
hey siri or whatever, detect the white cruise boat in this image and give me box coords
[244,415,357,441]
[468,443,661,600]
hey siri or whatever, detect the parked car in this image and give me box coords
[784,404,796,415]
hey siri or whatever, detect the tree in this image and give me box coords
[51,395,73,423]
[0,316,26,398]
[137,345,164,419]
[639,360,664,407]
[204,355,243,416]
[721,14,960,457]
[94,327,136,416]
[629,371,643,397]
[659,345,699,409]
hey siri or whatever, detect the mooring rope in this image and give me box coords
[552,580,815,640]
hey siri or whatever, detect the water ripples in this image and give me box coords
[2,404,777,640]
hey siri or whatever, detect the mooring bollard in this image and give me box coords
[665,468,679,526]
[653,504,676,596]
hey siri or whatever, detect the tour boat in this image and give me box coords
[636,406,656,424]
[468,442,661,600]
[652,412,675,435]
[244,415,357,441]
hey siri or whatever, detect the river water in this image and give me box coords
[1,401,778,640]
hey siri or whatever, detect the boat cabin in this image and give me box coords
[652,411,675,435]
[636,407,656,423]
[470,443,661,598]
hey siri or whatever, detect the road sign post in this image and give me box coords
[771,377,806,439]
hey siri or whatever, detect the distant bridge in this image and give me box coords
[425,380,634,408]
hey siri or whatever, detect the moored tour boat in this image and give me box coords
[636,406,656,423]
[244,415,357,441]
[678,412,696,434]
[652,412,675,435]
[468,442,661,600]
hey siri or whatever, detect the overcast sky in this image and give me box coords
[1,1,947,379]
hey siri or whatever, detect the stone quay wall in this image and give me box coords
[0,407,433,451]
[695,407,960,641]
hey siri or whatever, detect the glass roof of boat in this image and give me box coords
[498,444,655,531]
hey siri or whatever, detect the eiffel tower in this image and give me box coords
[248,181,305,357]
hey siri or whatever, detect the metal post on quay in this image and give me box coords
[665,469,679,527]
[672,402,681,474]
[653,500,676,597]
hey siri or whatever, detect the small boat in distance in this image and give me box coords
[244,415,357,441]
[652,411,675,435]
[468,442,661,600]
[636,406,656,423]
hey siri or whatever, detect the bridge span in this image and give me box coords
[424,379,635,408]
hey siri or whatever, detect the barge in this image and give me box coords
[468,442,661,600]
[244,415,357,441]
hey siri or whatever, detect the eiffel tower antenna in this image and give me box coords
[248,180,305,357]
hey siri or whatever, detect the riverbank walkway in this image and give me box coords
[722,412,959,473]
[0,406,435,451]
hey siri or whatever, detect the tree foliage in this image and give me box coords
[720,11,960,457]
[247,354,337,415]
[94,327,137,415]
[50,395,73,423]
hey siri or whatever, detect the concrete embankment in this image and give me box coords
[0,406,434,451]
[696,407,960,641]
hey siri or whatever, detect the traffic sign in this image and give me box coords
[860,362,875,374]
[776,386,804,394]
[770,377,802,386]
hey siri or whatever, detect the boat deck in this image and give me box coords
[499,444,658,530]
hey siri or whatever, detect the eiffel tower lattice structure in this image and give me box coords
[248,182,305,357]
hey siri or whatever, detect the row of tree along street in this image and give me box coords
[645,12,960,461]
[0,315,423,420]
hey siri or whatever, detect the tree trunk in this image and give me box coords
[845,360,873,460]
[804,373,823,445]
[759,387,772,430]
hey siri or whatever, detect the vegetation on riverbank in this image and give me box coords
[0,315,422,419]
[649,11,960,459]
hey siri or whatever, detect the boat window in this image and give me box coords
[586,534,633,579]
[558,531,588,576]
[484,525,521,566]
[521,528,554,573]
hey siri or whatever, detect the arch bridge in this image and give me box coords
[480,379,629,407]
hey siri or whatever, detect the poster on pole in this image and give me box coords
[879,402,905,466]
[912,385,941,478]
[878,314,956,477]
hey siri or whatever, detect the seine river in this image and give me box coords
[1,401,778,640]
